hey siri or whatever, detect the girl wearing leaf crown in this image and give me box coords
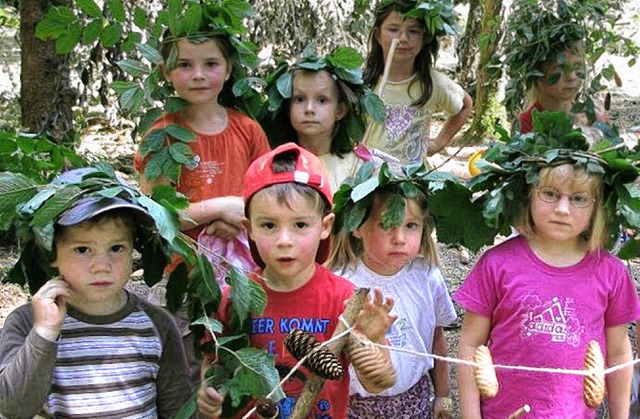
[362,0,472,166]
[265,45,390,193]
[134,5,270,381]
[327,162,457,418]
[455,112,640,418]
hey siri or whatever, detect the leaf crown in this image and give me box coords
[375,0,460,40]
[160,0,258,71]
[469,111,640,258]
[262,44,385,154]
[332,160,458,234]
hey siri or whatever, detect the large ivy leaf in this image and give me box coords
[428,181,498,252]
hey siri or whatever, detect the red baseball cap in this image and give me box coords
[243,142,333,267]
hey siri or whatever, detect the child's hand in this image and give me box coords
[354,288,396,343]
[32,277,71,341]
[205,219,241,239]
[433,396,454,418]
[197,382,224,418]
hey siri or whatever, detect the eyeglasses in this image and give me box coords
[535,187,596,209]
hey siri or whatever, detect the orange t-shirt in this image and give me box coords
[135,109,270,238]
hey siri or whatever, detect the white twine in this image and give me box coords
[339,317,640,377]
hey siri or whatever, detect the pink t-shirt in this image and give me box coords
[454,235,640,418]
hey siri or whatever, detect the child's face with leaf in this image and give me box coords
[536,50,585,105]
[354,196,424,276]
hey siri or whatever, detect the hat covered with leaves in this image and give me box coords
[466,111,640,258]
[0,165,189,293]
[261,44,385,154]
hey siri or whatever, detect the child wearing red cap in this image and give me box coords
[197,143,397,418]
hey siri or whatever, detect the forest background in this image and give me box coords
[0,0,639,417]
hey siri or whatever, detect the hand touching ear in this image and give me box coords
[32,277,71,341]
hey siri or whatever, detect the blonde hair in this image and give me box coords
[513,163,607,251]
[327,191,439,273]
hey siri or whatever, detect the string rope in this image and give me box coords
[339,317,640,377]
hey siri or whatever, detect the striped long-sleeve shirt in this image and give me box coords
[0,292,191,418]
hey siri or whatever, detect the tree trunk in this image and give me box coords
[456,0,482,92]
[20,0,75,141]
[462,0,505,145]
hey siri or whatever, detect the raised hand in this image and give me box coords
[32,277,71,341]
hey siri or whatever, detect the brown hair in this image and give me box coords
[246,150,331,218]
[363,0,439,107]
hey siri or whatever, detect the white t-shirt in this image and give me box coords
[335,258,457,397]
[364,69,466,165]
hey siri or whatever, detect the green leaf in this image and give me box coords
[166,124,196,143]
[228,347,285,402]
[36,7,77,40]
[110,81,138,94]
[381,194,405,229]
[133,6,147,29]
[119,86,144,113]
[139,128,167,157]
[137,43,163,65]
[168,142,196,165]
[228,268,266,332]
[144,149,170,181]
[100,22,122,47]
[76,0,102,18]
[276,73,292,99]
[428,181,498,252]
[82,18,105,44]
[106,0,126,22]
[191,315,224,335]
[136,194,180,243]
[55,23,81,54]
[327,46,363,70]
[351,176,379,202]
[31,185,84,228]
[362,91,386,122]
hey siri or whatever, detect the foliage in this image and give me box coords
[380,0,460,39]
[261,44,385,151]
[468,111,640,256]
[0,164,283,415]
[0,131,85,190]
[0,4,18,28]
[502,0,639,121]
[331,160,488,249]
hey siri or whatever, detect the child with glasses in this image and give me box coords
[456,160,640,417]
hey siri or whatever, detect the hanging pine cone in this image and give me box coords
[284,329,344,380]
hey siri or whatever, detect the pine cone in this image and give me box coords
[583,340,605,408]
[346,332,396,390]
[255,397,279,419]
[474,345,499,398]
[284,329,344,380]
